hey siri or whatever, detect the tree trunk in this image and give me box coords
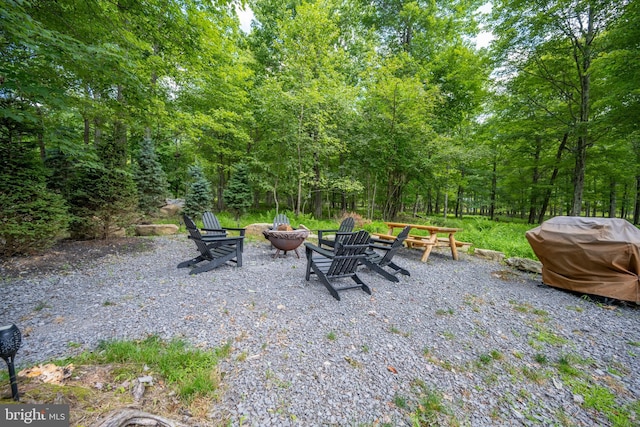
[570,6,594,216]
[217,161,225,211]
[634,176,640,224]
[295,104,304,216]
[528,136,541,224]
[455,185,464,219]
[608,178,616,218]
[538,133,568,224]
[314,151,322,219]
[490,157,497,220]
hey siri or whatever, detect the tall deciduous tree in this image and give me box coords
[250,0,359,217]
[490,0,630,216]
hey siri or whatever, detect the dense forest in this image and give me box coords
[1,0,638,255]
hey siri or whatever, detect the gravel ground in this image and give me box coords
[1,235,639,426]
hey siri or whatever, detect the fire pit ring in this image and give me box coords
[263,228,310,258]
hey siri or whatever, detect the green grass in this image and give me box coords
[406,380,456,425]
[70,335,230,402]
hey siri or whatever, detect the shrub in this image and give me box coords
[0,144,69,255]
[339,211,370,229]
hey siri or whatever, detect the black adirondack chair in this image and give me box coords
[178,215,244,274]
[305,230,371,300]
[317,217,355,249]
[362,226,411,282]
[271,213,290,230]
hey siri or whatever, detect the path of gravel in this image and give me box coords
[1,236,639,426]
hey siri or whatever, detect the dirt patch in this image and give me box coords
[12,363,210,426]
[0,238,155,279]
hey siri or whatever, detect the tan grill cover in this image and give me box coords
[526,216,640,303]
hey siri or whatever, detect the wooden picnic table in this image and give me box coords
[372,222,464,262]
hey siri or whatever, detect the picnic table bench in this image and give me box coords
[372,222,465,262]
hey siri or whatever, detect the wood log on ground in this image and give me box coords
[91,408,188,427]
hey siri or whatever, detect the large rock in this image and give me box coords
[506,257,542,274]
[108,227,127,238]
[159,204,181,217]
[474,248,505,262]
[135,224,179,236]
[245,223,272,237]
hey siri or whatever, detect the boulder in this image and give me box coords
[135,224,179,236]
[244,223,272,237]
[474,248,505,262]
[505,257,542,274]
[159,204,181,217]
[110,227,127,238]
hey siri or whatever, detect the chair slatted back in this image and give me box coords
[378,226,410,267]
[338,217,355,233]
[273,213,290,230]
[183,214,212,259]
[332,217,356,246]
[202,212,226,237]
[327,230,370,277]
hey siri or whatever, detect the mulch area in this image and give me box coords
[0,238,155,279]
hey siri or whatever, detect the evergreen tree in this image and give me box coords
[134,137,170,215]
[223,163,252,222]
[0,137,69,256]
[67,139,139,240]
[184,164,213,218]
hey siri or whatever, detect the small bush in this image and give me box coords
[339,211,371,229]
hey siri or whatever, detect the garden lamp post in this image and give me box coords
[0,323,21,401]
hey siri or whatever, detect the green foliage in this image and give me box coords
[184,164,213,218]
[67,160,139,240]
[223,163,252,222]
[66,130,139,240]
[407,380,455,426]
[2,0,638,251]
[73,335,228,402]
[0,141,69,256]
[450,216,537,259]
[134,137,170,215]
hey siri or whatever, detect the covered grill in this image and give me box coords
[526,216,640,303]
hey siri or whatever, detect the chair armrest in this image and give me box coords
[317,228,339,239]
[317,228,339,234]
[369,237,393,246]
[202,227,227,233]
[203,227,245,236]
[202,236,244,246]
[223,227,246,236]
[368,243,392,252]
[304,242,335,258]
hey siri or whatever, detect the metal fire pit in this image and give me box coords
[263,228,310,258]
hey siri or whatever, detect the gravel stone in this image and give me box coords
[1,235,639,426]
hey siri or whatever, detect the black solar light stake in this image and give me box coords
[0,324,21,401]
